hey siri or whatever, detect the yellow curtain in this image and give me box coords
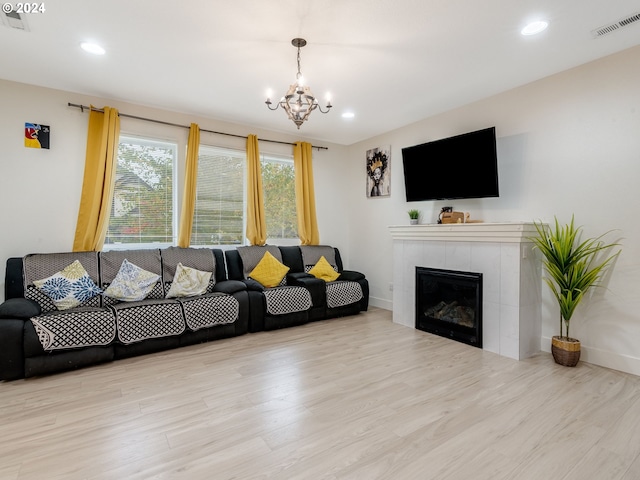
[177,123,200,247]
[72,106,120,252]
[293,141,320,245]
[246,134,267,245]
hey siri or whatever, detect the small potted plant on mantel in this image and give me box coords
[408,209,420,225]
[531,216,620,367]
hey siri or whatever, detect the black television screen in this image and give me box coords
[401,127,499,202]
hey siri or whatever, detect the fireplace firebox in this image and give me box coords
[415,267,482,348]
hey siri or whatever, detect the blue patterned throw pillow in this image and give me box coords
[33,260,102,310]
[104,259,160,302]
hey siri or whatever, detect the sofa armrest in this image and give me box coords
[0,318,26,380]
[0,298,41,319]
[339,270,366,282]
[213,280,247,295]
[242,278,265,292]
[287,272,314,282]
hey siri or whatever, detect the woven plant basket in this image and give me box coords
[551,336,581,367]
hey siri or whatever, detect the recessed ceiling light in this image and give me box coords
[341,112,355,119]
[80,42,106,55]
[521,20,549,36]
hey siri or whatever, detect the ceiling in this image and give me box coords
[1,1,639,145]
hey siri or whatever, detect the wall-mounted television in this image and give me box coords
[401,126,499,202]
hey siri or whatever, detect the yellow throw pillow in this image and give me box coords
[249,251,290,288]
[309,256,340,282]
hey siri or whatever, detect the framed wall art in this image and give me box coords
[25,123,50,149]
[366,145,390,197]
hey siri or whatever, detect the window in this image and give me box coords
[105,136,177,248]
[191,146,245,246]
[261,154,298,243]
[191,146,297,246]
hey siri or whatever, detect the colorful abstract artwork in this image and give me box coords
[25,123,50,149]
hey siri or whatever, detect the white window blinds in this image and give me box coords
[191,145,245,246]
[105,136,177,248]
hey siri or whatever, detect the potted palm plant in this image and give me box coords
[531,216,620,366]
[408,209,420,225]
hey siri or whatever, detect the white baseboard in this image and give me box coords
[541,336,640,377]
[369,296,392,311]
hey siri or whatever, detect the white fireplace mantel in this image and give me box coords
[388,222,539,243]
[389,222,542,360]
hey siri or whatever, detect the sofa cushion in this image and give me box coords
[308,256,340,282]
[178,293,239,331]
[33,260,102,311]
[326,281,364,309]
[104,259,160,302]
[29,307,117,352]
[237,245,284,279]
[161,246,216,292]
[300,245,338,271]
[165,263,212,298]
[263,286,312,316]
[24,252,101,313]
[100,250,164,306]
[111,298,184,344]
[249,251,290,288]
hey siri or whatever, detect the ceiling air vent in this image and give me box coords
[1,10,29,31]
[591,12,640,38]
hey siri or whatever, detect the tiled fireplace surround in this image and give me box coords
[389,222,542,360]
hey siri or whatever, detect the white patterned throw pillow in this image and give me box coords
[34,260,102,311]
[104,259,160,302]
[165,263,212,298]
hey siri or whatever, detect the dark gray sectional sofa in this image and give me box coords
[0,245,368,381]
[225,245,369,332]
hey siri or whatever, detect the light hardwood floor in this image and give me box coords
[1,307,640,479]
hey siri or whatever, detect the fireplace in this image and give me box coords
[415,267,483,348]
[390,222,542,360]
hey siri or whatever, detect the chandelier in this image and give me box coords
[265,38,332,129]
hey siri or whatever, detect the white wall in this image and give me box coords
[0,80,349,300]
[345,45,640,375]
[2,45,639,376]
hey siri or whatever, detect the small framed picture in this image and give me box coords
[25,123,50,149]
[366,145,390,197]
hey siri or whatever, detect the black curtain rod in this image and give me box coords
[67,102,328,151]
